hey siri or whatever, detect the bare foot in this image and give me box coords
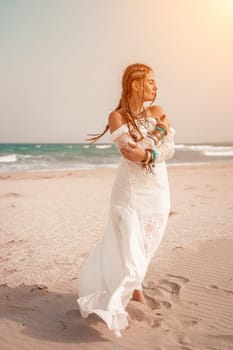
[125,321,131,330]
[131,289,147,304]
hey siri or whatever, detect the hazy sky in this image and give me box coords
[1,0,233,143]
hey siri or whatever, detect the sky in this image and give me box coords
[0,0,233,144]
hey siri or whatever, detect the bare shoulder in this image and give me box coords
[147,105,165,118]
[108,109,126,133]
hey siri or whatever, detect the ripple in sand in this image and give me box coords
[166,273,190,284]
[209,284,233,295]
[0,192,23,198]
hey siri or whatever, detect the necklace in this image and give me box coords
[136,117,149,129]
[126,106,146,119]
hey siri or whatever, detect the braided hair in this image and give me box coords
[87,63,156,143]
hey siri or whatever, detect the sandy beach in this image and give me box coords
[0,163,233,350]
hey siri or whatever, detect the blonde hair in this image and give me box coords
[87,63,155,143]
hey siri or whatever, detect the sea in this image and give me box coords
[0,143,233,173]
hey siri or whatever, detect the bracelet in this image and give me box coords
[141,149,151,165]
[156,125,167,136]
[141,148,157,174]
[147,134,159,145]
[154,130,164,141]
[152,148,158,167]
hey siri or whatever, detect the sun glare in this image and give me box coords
[210,0,233,14]
[205,0,233,27]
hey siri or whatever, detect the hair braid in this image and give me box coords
[86,63,153,143]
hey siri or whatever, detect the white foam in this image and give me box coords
[167,162,212,167]
[176,144,233,152]
[0,154,18,163]
[203,150,233,157]
[95,144,112,149]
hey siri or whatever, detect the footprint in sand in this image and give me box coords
[144,293,161,310]
[58,319,68,330]
[142,281,163,296]
[172,246,183,251]
[157,279,181,297]
[166,273,190,284]
[5,268,17,273]
[169,211,179,216]
[150,317,163,328]
[144,291,172,311]
[0,239,25,249]
[126,301,159,328]
[160,300,172,309]
[0,240,16,249]
[182,315,200,327]
[126,301,149,321]
[30,284,49,293]
[65,309,81,321]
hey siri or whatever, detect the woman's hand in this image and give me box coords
[156,114,171,132]
[120,143,146,162]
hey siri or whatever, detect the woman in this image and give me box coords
[77,63,175,337]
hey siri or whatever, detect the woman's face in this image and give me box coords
[143,70,158,102]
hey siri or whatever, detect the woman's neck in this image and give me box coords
[127,95,144,116]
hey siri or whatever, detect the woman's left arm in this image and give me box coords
[121,126,175,163]
[121,105,175,163]
[152,127,176,163]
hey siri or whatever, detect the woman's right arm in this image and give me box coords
[119,122,175,164]
[109,111,147,162]
[109,110,175,164]
[108,111,125,134]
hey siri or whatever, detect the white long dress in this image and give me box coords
[77,117,176,337]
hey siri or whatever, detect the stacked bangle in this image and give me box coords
[141,148,159,173]
[147,134,159,145]
[156,125,167,136]
[152,148,158,167]
[141,149,152,165]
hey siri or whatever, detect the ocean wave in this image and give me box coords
[203,150,233,157]
[95,144,112,149]
[0,154,18,163]
[176,144,233,152]
[167,162,212,167]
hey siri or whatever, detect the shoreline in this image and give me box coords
[0,161,233,180]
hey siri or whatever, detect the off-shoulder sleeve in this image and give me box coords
[110,124,137,150]
[153,126,176,163]
[110,124,129,142]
